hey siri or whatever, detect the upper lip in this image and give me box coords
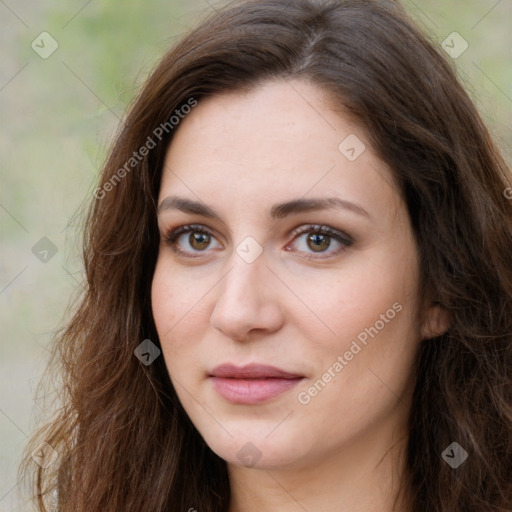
[210,363,303,379]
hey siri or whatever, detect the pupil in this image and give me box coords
[191,232,209,249]
[309,233,329,252]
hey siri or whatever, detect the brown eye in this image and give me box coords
[163,224,221,258]
[188,232,211,251]
[307,233,331,252]
[287,224,353,259]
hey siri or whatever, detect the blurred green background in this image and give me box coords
[0,0,510,510]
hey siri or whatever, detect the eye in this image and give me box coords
[162,223,353,259]
[163,224,221,258]
[285,224,353,259]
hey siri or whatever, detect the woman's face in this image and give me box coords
[151,78,427,471]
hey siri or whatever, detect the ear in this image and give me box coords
[421,303,451,340]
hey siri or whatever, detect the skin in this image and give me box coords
[151,78,449,512]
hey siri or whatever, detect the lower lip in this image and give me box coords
[210,376,303,404]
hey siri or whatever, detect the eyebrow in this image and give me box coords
[157,195,370,220]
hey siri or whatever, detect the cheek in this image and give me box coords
[151,255,203,333]
[299,263,421,412]
[151,258,189,365]
[291,251,421,417]
[284,253,418,347]
[151,261,178,337]
[151,256,211,376]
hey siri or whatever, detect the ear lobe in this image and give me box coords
[421,304,451,339]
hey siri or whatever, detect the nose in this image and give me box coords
[210,252,284,342]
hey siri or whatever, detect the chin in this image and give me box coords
[200,424,309,470]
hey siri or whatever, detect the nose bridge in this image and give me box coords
[217,248,268,309]
[210,245,283,339]
[218,227,269,297]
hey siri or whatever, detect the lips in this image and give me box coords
[209,363,304,404]
[210,363,303,380]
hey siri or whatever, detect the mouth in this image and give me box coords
[208,363,305,404]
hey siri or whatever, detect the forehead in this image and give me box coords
[159,79,399,217]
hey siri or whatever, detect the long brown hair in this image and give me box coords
[19,0,512,510]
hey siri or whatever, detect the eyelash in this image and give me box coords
[162,223,353,260]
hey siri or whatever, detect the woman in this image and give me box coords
[19,0,512,510]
